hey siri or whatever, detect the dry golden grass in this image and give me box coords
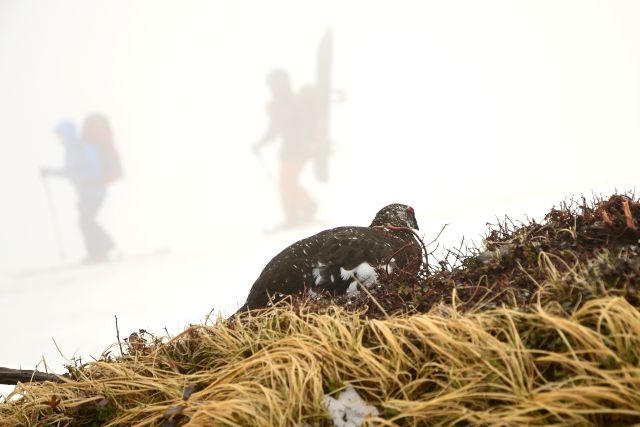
[2,193,640,426]
[1,293,640,426]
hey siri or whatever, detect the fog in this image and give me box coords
[1,1,639,395]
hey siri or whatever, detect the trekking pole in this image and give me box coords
[253,147,276,184]
[41,175,67,262]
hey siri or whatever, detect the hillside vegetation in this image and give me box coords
[1,193,639,426]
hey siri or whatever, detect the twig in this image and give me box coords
[601,210,614,227]
[426,223,450,247]
[355,279,389,319]
[622,198,637,231]
[372,224,431,270]
[115,315,124,356]
[204,307,217,325]
[0,367,63,385]
[384,241,415,273]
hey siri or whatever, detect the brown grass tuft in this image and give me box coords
[1,192,640,426]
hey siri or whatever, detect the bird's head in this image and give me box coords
[370,203,419,230]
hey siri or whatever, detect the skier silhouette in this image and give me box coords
[41,116,120,263]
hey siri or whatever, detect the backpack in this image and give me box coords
[82,114,123,184]
[96,141,123,184]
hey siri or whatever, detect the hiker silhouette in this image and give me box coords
[253,62,334,229]
[253,69,319,227]
[41,115,121,263]
[253,31,333,230]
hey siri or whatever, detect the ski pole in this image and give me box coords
[253,147,276,184]
[41,174,66,262]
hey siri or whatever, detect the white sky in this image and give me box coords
[1,0,639,267]
[0,0,639,392]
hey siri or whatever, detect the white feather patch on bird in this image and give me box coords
[341,262,378,294]
[346,282,359,294]
[379,257,397,274]
[312,261,326,285]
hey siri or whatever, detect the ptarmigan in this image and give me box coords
[236,204,421,313]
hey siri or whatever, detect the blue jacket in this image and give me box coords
[54,120,105,194]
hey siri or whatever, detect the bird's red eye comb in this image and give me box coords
[407,206,415,215]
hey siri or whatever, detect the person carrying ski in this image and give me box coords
[253,69,321,227]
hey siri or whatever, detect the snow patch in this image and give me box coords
[323,386,379,427]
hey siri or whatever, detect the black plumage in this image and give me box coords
[237,204,422,313]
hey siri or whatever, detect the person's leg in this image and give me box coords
[296,160,317,222]
[279,160,316,225]
[278,161,300,225]
[78,188,113,262]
